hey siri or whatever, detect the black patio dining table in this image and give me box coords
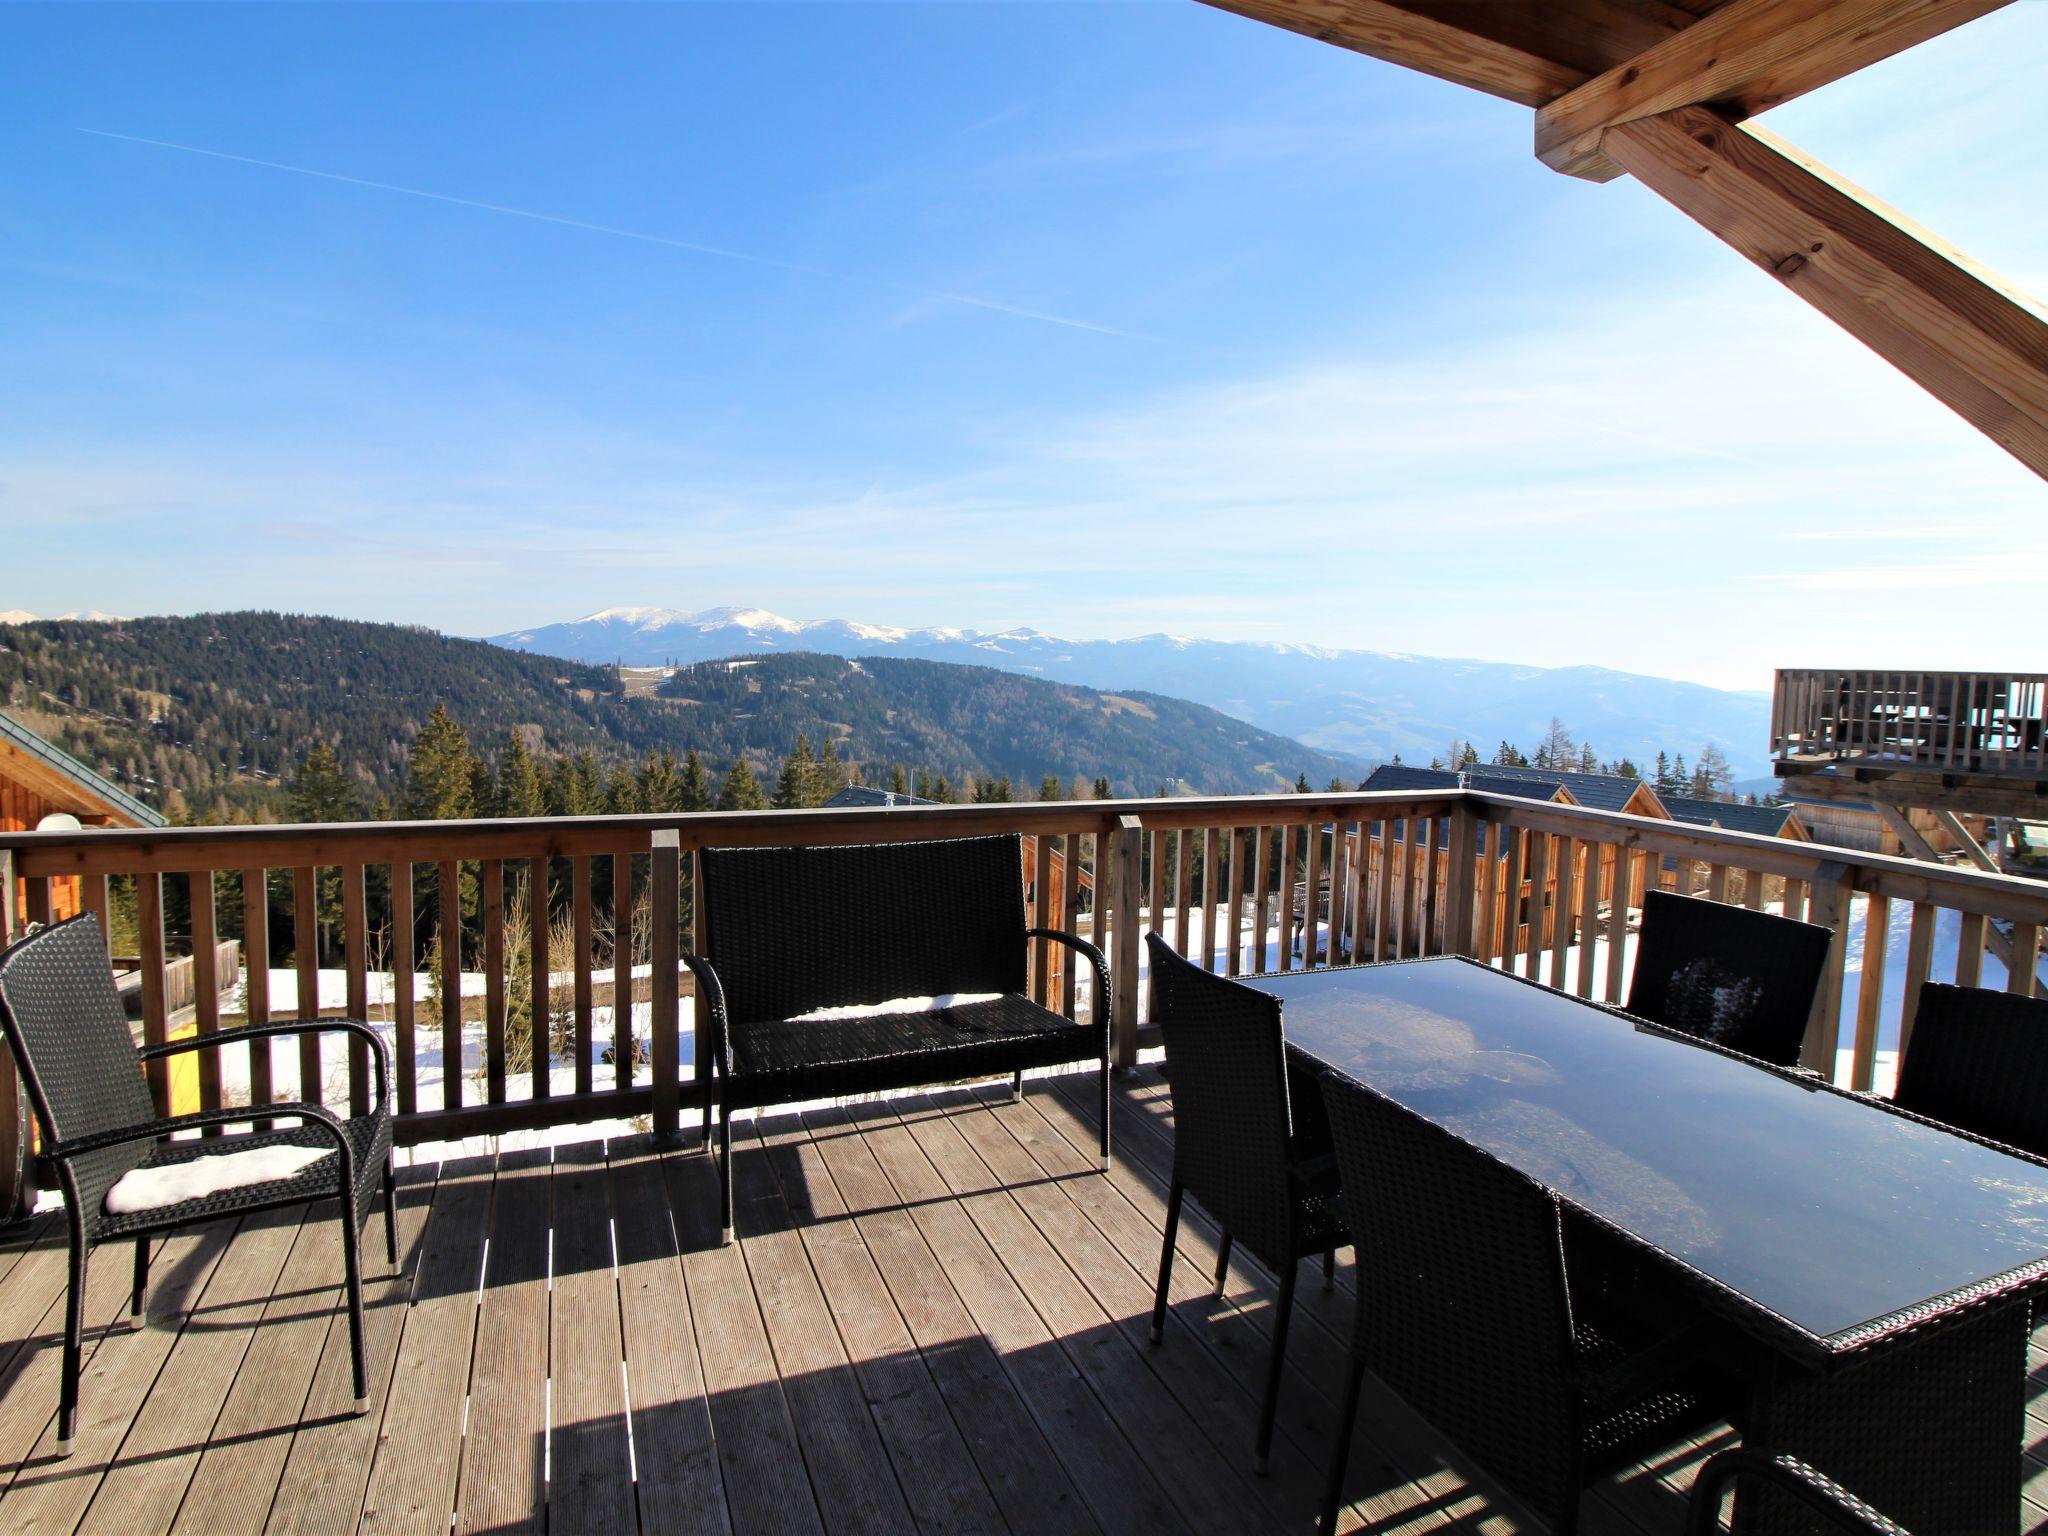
[1241,956,2048,1535]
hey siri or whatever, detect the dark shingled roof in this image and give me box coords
[1462,762,1651,813]
[821,785,939,809]
[1660,795,1798,838]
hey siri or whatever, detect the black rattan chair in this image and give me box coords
[0,914,395,1456]
[1316,1068,1724,1536]
[1628,890,1833,1066]
[1144,934,1346,1475]
[1687,1449,1911,1536]
[1893,982,2048,1157]
[687,835,1111,1244]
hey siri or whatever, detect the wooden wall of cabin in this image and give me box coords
[0,776,81,924]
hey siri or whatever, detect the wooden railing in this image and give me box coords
[2,787,2044,1215]
[1772,668,2048,778]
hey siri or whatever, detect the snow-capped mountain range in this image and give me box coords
[485,605,1774,777]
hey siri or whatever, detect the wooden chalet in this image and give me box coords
[0,708,163,925]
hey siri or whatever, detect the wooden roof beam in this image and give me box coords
[1606,106,2048,479]
[1196,0,1586,108]
[1536,0,2012,181]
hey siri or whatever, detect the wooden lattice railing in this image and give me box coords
[1772,668,2048,778]
[3,788,2043,1215]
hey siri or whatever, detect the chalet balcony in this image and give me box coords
[3,789,2048,1533]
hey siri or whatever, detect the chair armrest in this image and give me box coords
[139,1018,391,1115]
[682,954,735,1074]
[1687,1450,1910,1536]
[50,1100,353,1168]
[1025,928,1112,1043]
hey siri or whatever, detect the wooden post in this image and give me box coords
[650,831,681,1140]
[0,849,15,945]
[1112,816,1143,1069]
[0,847,32,1221]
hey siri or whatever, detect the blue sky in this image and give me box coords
[4,2,2043,691]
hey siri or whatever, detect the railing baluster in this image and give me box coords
[1782,876,1807,923]
[1402,812,1424,960]
[1549,836,1574,986]
[1574,839,1600,998]
[1603,848,1632,1004]
[1955,910,1987,989]
[1499,825,1525,970]
[1898,902,1938,1064]
[1250,826,1271,975]
[612,850,634,1090]
[191,871,222,1132]
[1275,827,1296,973]
[1303,815,1324,968]
[484,857,507,1104]
[1173,829,1193,961]
[1033,835,1054,1007]
[441,860,465,1111]
[529,856,550,1101]
[1802,866,1852,1081]
[1061,833,1081,1017]
[572,856,593,1099]
[1225,827,1248,976]
[1374,819,1396,963]
[1522,832,1549,981]
[342,862,369,1117]
[651,831,681,1138]
[2009,923,2040,998]
[1851,893,1890,1091]
[1422,813,1443,958]
[1201,828,1220,972]
[393,862,416,1117]
[133,872,166,1112]
[1743,867,1767,911]
[242,868,273,1125]
[292,866,320,1105]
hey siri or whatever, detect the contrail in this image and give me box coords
[78,127,1143,340]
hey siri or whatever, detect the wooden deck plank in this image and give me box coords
[171,1201,355,1536]
[661,1133,825,1536]
[796,1104,1100,1536]
[266,1162,438,1536]
[75,1204,306,1536]
[606,1139,730,1536]
[842,1097,1187,1534]
[727,1119,920,1536]
[0,1222,235,1529]
[360,1155,493,1536]
[453,1149,550,1536]
[546,1140,635,1536]
[750,1112,1009,1536]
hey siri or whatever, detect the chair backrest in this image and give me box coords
[1627,891,1832,1066]
[1146,934,1296,1263]
[1320,1068,1581,1516]
[0,915,158,1233]
[698,835,1029,1024]
[1895,983,2048,1157]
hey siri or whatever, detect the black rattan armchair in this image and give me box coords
[1893,982,2048,1157]
[1316,1068,1725,1536]
[1687,1450,1912,1536]
[1628,890,1833,1067]
[1144,934,1345,1475]
[0,914,395,1457]
[688,835,1111,1244]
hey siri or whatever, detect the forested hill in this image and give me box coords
[0,613,1361,819]
[654,653,1361,795]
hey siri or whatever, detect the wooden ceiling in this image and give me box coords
[1199,0,2048,481]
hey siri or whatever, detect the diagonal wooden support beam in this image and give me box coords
[1536,0,2011,180]
[1602,106,2048,481]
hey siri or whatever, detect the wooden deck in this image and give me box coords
[0,1066,2042,1536]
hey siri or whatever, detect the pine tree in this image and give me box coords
[637,749,682,813]
[888,764,910,796]
[605,764,643,815]
[404,706,478,820]
[930,774,954,803]
[289,741,358,823]
[679,749,714,812]
[1578,744,1599,775]
[1653,752,1671,794]
[1694,742,1733,801]
[494,730,547,819]
[772,735,822,809]
[1092,775,1111,800]
[571,751,604,814]
[719,759,768,812]
[1039,774,1065,802]
[1296,772,1312,793]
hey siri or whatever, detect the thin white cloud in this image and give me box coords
[76,127,1147,340]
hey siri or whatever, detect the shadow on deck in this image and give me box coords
[0,1066,2042,1534]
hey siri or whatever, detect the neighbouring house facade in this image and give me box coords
[1,708,164,926]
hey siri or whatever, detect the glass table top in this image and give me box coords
[1243,958,2048,1349]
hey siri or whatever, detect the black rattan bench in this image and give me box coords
[686,834,1112,1243]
